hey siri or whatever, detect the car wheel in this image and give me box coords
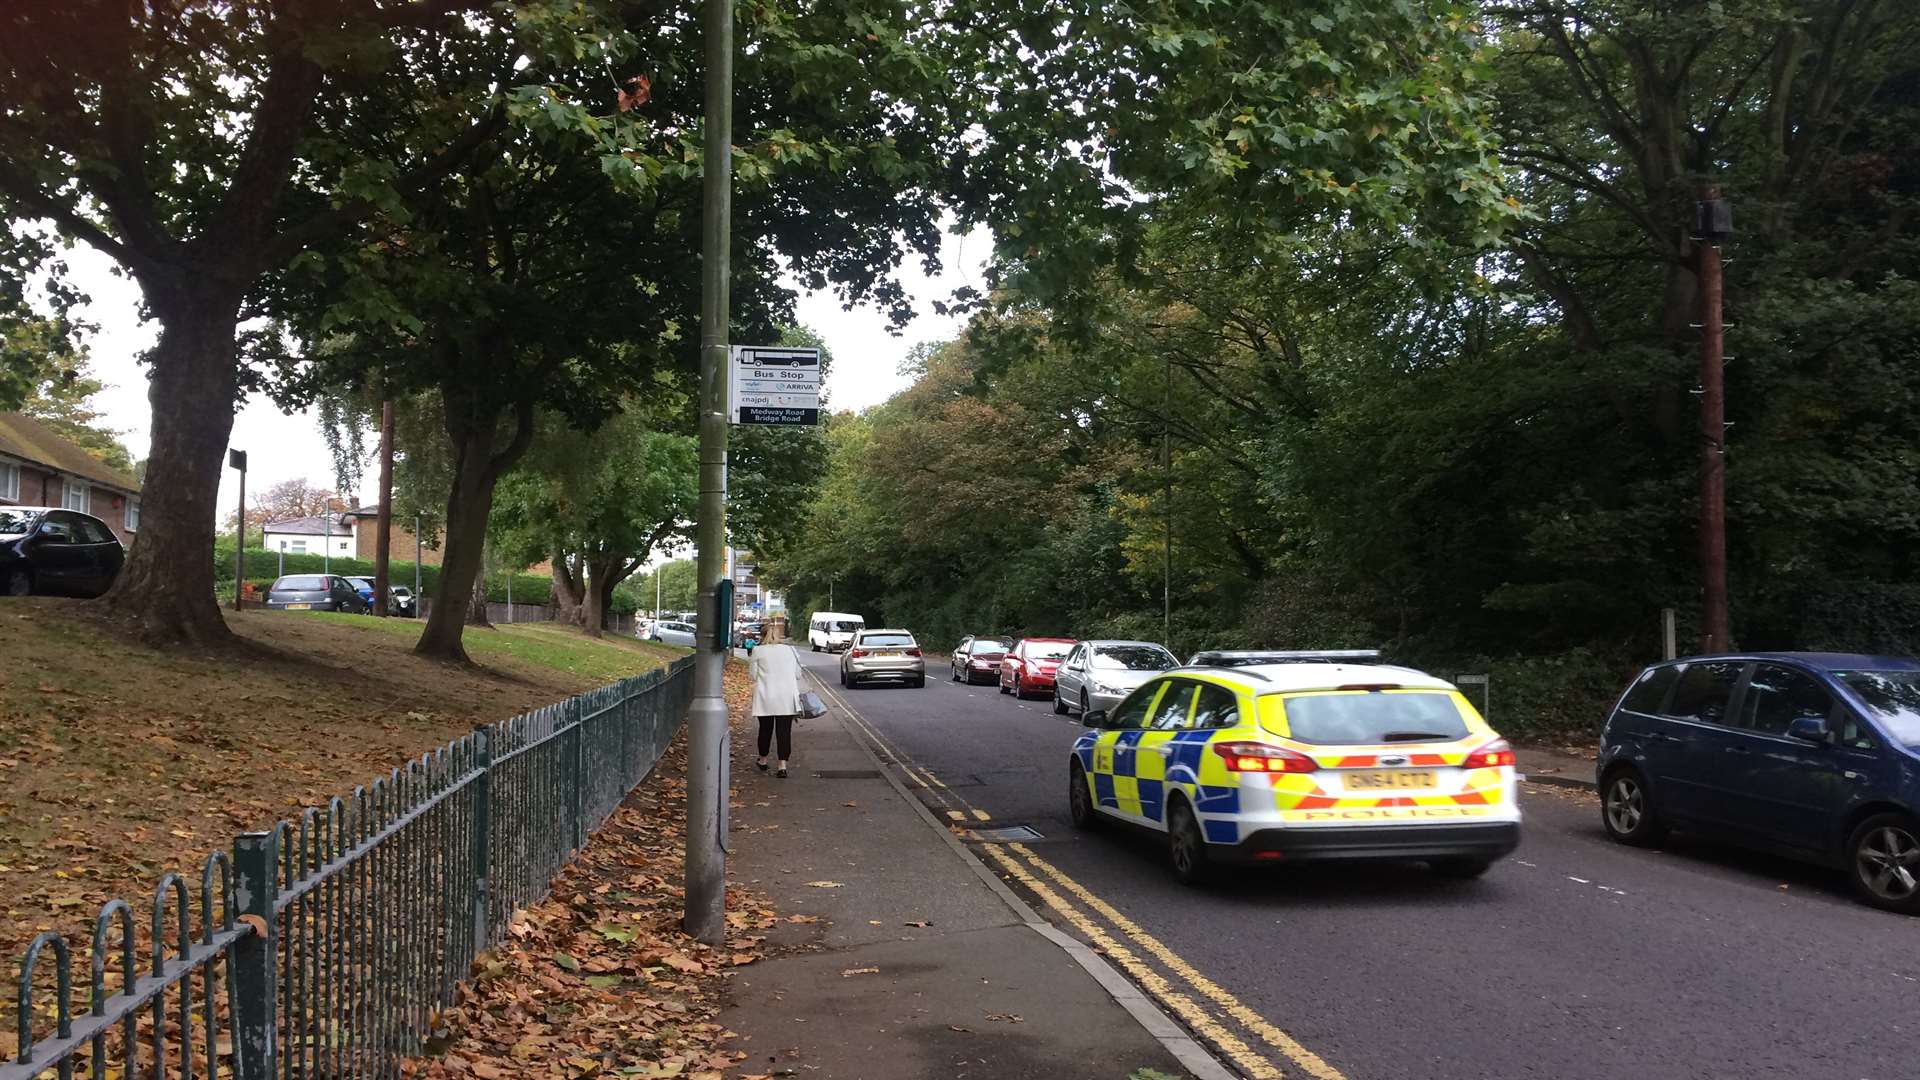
[913,676,926,688]
[4,570,31,597]
[1167,800,1213,886]
[839,669,847,687]
[1848,812,1920,914]
[1080,691,1090,715]
[999,680,1010,695]
[1429,858,1492,880]
[1069,761,1099,831]
[1053,690,1068,715]
[952,664,961,682]
[1600,767,1667,846]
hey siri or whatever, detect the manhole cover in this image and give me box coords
[812,769,882,779]
[968,825,1044,843]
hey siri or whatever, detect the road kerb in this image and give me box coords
[803,669,1239,1080]
[1521,772,1598,792]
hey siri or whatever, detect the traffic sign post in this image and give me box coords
[729,346,820,426]
[1455,673,1489,725]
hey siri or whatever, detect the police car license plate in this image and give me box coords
[1347,770,1436,790]
[287,603,311,610]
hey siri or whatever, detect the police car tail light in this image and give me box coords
[1463,739,1516,768]
[1211,742,1317,773]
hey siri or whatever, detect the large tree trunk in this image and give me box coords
[102,296,241,645]
[552,546,586,626]
[582,561,609,639]
[414,384,533,662]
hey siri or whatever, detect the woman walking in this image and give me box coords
[750,640,805,778]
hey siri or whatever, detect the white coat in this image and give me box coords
[749,643,805,718]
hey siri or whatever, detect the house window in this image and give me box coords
[290,540,308,554]
[125,498,140,531]
[63,480,89,512]
[0,461,17,502]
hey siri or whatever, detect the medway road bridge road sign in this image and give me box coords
[729,345,821,425]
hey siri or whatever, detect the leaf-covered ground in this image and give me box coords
[0,599,684,974]
[404,661,765,1080]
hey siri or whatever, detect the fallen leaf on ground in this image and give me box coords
[904,920,930,927]
[805,880,844,888]
[985,1013,1024,1023]
[839,967,880,977]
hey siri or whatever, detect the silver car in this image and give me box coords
[840,629,926,689]
[646,619,697,647]
[1052,639,1178,716]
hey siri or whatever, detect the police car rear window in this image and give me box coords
[1277,692,1469,745]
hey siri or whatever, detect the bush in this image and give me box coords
[212,544,638,612]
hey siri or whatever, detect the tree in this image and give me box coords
[0,0,610,644]
[6,350,135,473]
[225,477,341,533]
[491,410,698,637]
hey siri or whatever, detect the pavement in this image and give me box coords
[1513,745,1598,791]
[776,648,1920,1080]
[717,661,1218,1079]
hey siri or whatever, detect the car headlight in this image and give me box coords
[1093,683,1126,695]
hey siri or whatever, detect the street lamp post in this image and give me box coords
[683,0,735,946]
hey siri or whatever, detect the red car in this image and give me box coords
[1000,637,1077,699]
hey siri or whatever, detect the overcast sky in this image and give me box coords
[63,222,988,522]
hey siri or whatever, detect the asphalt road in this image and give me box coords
[797,648,1920,1080]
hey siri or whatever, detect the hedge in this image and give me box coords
[213,543,641,612]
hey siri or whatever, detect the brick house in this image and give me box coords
[0,411,143,547]
[343,505,443,567]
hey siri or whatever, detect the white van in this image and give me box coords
[808,611,866,652]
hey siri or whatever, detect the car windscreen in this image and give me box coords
[1837,670,1920,746]
[0,509,40,537]
[970,639,1011,655]
[1095,646,1175,671]
[859,633,915,647]
[832,620,863,632]
[274,576,330,591]
[1275,691,1470,745]
[1028,642,1073,660]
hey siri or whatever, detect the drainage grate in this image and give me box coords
[812,769,882,779]
[967,825,1044,843]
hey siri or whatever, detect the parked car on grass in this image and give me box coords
[0,507,125,599]
[1001,637,1076,699]
[646,619,697,647]
[841,629,925,688]
[1054,640,1179,716]
[1598,652,1920,914]
[265,574,370,613]
[951,635,1013,684]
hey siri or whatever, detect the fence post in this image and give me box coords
[619,681,634,790]
[570,698,586,854]
[232,831,278,1080]
[471,726,493,952]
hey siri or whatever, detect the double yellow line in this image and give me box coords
[813,674,1350,1080]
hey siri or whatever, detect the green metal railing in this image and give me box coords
[5,656,693,1080]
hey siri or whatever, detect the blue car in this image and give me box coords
[1598,652,1920,913]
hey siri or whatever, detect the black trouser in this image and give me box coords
[757,715,794,759]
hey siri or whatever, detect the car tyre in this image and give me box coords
[1848,812,1920,915]
[952,664,961,683]
[4,570,31,597]
[1167,800,1213,886]
[913,676,925,688]
[1600,766,1668,846]
[1053,690,1068,715]
[1069,761,1099,831]
[1429,858,1492,880]
[999,680,1010,695]
[1080,691,1090,715]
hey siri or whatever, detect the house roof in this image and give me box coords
[262,514,353,536]
[0,411,141,493]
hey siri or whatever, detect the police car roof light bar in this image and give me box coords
[1190,649,1384,666]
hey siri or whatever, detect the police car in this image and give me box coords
[1068,651,1521,884]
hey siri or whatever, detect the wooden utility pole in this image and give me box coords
[373,398,395,616]
[1695,185,1731,652]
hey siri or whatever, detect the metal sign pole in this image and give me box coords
[684,0,734,946]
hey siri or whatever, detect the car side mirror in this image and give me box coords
[1787,716,1829,744]
[1082,710,1107,729]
